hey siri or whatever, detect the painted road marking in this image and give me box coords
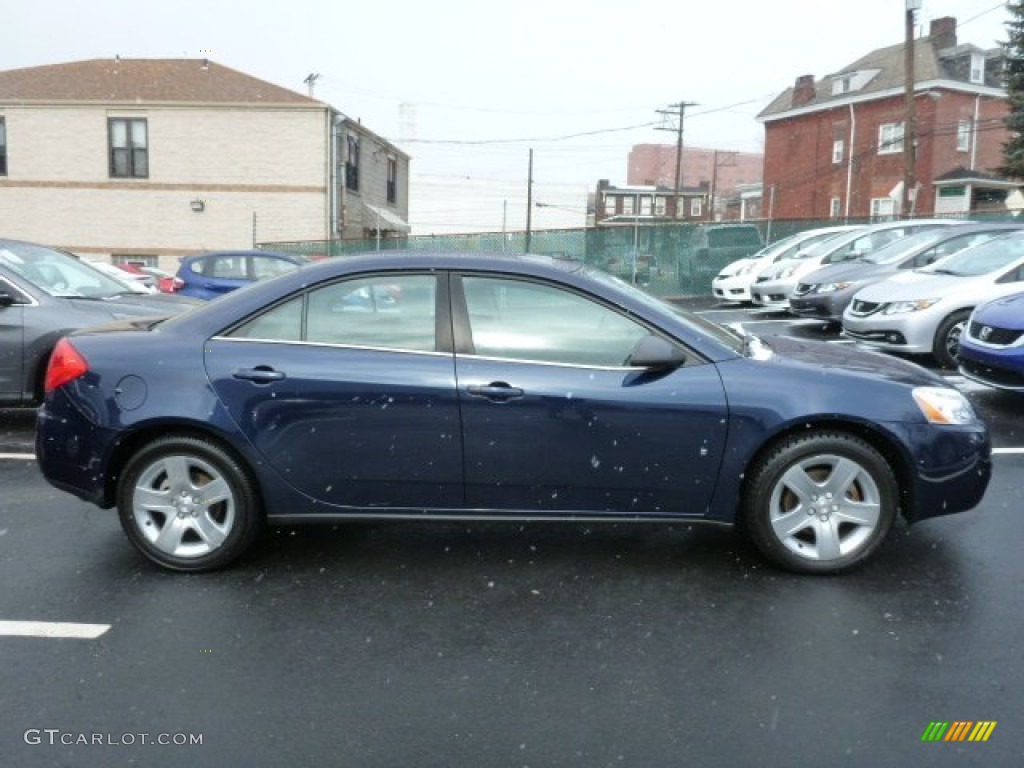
[0,621,111,639]
[0,453,36,460]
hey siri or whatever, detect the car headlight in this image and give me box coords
[817,281,853,293]
[882,298,941,314]
[912,386,977,425]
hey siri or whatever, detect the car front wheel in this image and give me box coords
[933,309,970,369]
[742,432,898,574]
[116,436,263,572]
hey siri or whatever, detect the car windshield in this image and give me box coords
[0,240,136,298]
[918,233,1024,276]
[862,229,946,264]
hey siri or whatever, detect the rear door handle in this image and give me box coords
[233,366,286,383]
[466,383,524,402]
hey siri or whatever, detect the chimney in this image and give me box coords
[929,16,957,51]
[792,75,816,107]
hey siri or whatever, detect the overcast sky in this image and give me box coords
[3,0,1010,229]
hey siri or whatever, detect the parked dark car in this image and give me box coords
[958,292,1024,391]
[681,224,764,291]
[0,238,198,406]
[36,251,990,575]
[789,223,1023,322]
[170,250,309,300]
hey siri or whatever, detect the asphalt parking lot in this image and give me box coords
[1,300,1021,767]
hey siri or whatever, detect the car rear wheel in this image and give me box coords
[116,436,263,572]
[742,432,897,574]
[932,309,970,369]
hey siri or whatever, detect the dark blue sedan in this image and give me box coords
[35,252,991,574]
[959,292,1024,391]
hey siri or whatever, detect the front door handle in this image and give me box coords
[466,382,524,402]
[233,366,286,383]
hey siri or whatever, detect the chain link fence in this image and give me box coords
[259,213,1017,299]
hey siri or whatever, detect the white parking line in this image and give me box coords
[0,453,35,460]
[0,620,110,639]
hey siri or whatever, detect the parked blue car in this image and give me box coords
[170,250,308,300]
[959,292,1024,391]
[35,252,991,574]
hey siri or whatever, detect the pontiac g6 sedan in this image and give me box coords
[36,252,991,575]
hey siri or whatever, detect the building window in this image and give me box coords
[830,197,841,218]
[108,118,148,178]
[639,196,652,216]
[690,197,702,217]
[877,122,904,155]
[654,197,666,216]
[345,134,360,192]
[969,53,984,84]
[832,139,844,164]
[386,157,397,204]
[622,197,635,215]
[957,120,971,152]
[604,196,616,215]
[870,198,896,220]
[0,117,6,176]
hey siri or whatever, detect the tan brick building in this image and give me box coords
[0,58,409,269]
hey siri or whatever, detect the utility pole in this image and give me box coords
[525,148,534,253]
[656,101,698,218]
[902,0,920,217]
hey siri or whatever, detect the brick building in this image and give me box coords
[757,17,1009,220]
[627,144,763,217]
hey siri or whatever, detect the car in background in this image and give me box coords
[751,219,963,310]
[118,263,177,293]
[790,223,1022,323]
[712,225,862,303]
[35,250,989,576]
[843,230,1024,368]
[0,237,199,406]
[170,250,309,300]
[86,260,155,293]
[958,292,1024,391]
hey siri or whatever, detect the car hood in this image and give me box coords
[760,256,822,280]
[799,260,895,285]
[852,271,983,302]
[757,334,945,387]
[972,292,1024,330]
[718,258,754,277]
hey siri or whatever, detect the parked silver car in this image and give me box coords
[842,230,1024,368]
[790,223,1022,322]
[751,219,963,309]
[711,225,860,303]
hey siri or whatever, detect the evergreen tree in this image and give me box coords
[1000,1,1024,178]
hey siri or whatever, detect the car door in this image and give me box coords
[191,254,248,299]
[0,276,26,402]
[204,272,464,509]
[452,274,728,515]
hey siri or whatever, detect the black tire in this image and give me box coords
[116,436,263,572]
[932,309,971,369]
[741,431,898,575]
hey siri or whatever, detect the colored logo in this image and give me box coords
[921,721,996,742]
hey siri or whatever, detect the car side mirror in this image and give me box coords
[628,335,687,370]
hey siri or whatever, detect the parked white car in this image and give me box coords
[85,260,155,293]
[751,219,964,309]
[842,230,1024,368]
[711,225,861,303]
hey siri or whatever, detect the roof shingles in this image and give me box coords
[0,58,319,105]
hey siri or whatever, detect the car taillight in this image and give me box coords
[168,277,185,293]
[45,338,90,394]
